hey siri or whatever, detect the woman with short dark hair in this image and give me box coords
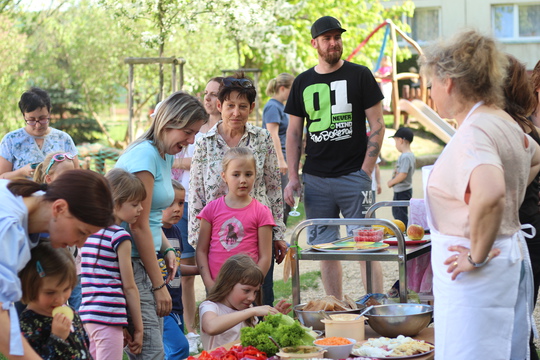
[189,73,287,306]
[0,87,79,179]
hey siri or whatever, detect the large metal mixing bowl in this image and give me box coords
[365,304,433,337]
[294,303,364,331]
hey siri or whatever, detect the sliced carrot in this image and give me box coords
[314,337,351,346]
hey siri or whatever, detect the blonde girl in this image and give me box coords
[33,152,80,311]
[79,168,146,359]
[199,254,290,350]
[262,73,295,224]
[196,147,275,291]
[33,152,76,183]
[18,241,91,360]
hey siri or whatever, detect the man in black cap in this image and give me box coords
[284,16,385,298]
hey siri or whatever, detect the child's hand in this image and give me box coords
[274,299,292,315]
[129,329,143,354]
[377,184,382,195]
[251,305,279,317]
[51,313,72,340]
[164,251,179,284]
[122,328,132,348]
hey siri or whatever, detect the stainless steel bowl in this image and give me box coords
[293,303,365,331]
[365,304,433,337]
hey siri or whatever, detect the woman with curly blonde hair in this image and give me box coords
[421,30,540,359]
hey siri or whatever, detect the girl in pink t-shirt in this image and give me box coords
[199,254,291,350]
[196,147,275,291]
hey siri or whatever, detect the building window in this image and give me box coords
[410,8,440,43]
[492,4,540,39]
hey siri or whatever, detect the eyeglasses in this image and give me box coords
[45,153,75,175]
[24,116,50,126]
[222,78,254,89]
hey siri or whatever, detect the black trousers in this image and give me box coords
[392,189,412,227]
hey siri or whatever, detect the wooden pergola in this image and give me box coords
[124,57,186,143]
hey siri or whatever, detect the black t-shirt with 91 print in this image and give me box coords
[285,61,383,178]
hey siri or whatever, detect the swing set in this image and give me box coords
[346,19,428,129]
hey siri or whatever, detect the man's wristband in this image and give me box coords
[467,252,490,268]
[151,281,167,292]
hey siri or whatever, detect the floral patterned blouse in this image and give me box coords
[20,308,92,360]
[188,121,285,246]
[0,127,78,171]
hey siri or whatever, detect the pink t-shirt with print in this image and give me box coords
[197,196,275,279]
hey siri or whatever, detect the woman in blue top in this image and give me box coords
[115,91,208,360]
[262,73,294,225]
[0,169,114,359]
[0,87,79,180]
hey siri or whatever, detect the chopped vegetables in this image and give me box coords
[187,345,266,360]
[314,337,352,346]
[240,314,317,356]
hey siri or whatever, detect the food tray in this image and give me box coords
[352,340,434,359]
[383,234,431,246]
[311,239,389,253]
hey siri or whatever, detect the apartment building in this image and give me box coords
[386,0,540,69]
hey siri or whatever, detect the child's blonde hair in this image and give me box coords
[33,152,76,183]
[105,168,147,207]
[18,241,77,304]
[205,254,264,327]
[221,147,256,174]
[171,179,185,192]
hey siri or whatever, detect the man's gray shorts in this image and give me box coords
[303,170,374,245]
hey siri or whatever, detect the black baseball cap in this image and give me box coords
[390,127,414,143]
[311,16,347,39]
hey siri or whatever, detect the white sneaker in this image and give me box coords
[186,333,201,355]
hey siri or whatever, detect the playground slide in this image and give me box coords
[399,99,456,143]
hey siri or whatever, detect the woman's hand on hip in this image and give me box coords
[154,286,172,317]
[445,245,500,280]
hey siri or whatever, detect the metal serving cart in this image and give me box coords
[290,201,431,304]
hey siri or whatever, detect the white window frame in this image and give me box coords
[491,3,540,43]
[398,7,441,46]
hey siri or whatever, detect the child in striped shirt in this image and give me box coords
[80,168,145,359]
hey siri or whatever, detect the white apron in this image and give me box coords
[424,102,535,359]
[428,227,533,360]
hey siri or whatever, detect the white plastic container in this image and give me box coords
[321,314,365,341]
[313,337,357,359]
[276,345,326,359]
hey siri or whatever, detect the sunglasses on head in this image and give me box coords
[222,78,254,89]
[45,153,75,175]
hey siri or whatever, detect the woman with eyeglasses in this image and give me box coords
[189,73,287,306]
[115,91,208,360]
[0,87,79,180]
